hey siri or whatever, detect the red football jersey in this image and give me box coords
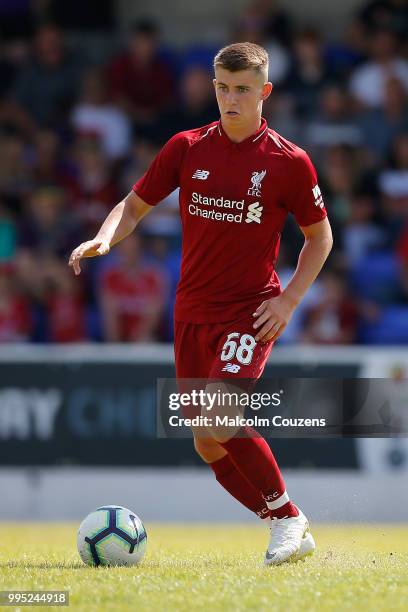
[133,118,327,324]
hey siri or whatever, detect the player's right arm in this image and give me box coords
[68,191,153,275]
[69,131,187,276]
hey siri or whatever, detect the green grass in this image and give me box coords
[0,524,407,611]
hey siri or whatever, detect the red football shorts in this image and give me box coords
[174,315,274,380]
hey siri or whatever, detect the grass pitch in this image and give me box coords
[0,524,407,611]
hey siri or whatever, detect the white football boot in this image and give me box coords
[264,509,315,566]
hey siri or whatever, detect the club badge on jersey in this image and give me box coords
[248,170,267,197]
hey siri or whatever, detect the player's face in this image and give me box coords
[213,67,272,129]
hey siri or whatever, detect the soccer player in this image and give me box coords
[69,42,333,566]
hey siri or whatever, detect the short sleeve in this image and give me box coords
[132,133,187,206]
[284,149,327,227]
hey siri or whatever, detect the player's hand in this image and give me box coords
[68,238,110,275]
[252,294,297,343]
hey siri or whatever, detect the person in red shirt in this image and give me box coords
[301,270,358,344]
[106,19,175,126]
[397,222,408,296]
[46,265,87,343]
[0,263,32,342]
[69,42,333,566]
[63,138,118,236]
[100,234,168,342]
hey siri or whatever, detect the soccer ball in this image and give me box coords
[77,505,147,567]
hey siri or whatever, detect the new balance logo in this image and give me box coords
[245,201,263,224]
[192,169,210,180]
[221,363,241,373]
[312,184,324,209]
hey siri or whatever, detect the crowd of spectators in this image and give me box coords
[0,0,408,345]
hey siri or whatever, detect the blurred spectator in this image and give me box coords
[349,28,408,108]
[234,0,293,46]
[232,1,265,44]
[19,185,78,258]
[305,85,363,165]
[71,69,131,160]
[45,265,87,343]
[325,19,367,81]
[379,132,408,200]
[140,233,182,341]
[120,136,161,194]
[107,19,176,127]
[342,193,385,264]
[0,202,17,262]
[262,91,300,144]
[358,0,408,39]
[119,133,181,242]
[30,127,67,185]
[397,223,408,260]
[0,38,33,136]
[378,133,408,247]
[301,270,359,344]
[16,250,87,342]
[232,1,290,85]
[0,129,32,212]
[262,0,293,48]
[139,190,181,242]
[359,76,408,161]
[64,138,118,235]
[0,263,31,342]
[99,235,168,342]
[157,65,219,141]
[0,41,19,101]
[12,24,84,126]
[276,244,323,344]
[264,43,290,87]
[322,145,362,226]
[397,220,408,297]
[180,44,221,75]
[283,28,331,118]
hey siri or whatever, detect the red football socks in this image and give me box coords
[209,453,270,519]
[219,426,298,519]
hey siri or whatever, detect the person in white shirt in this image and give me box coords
[71,68,131,160]
[350,28,408,108]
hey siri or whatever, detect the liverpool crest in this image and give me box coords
[248,170,266,197]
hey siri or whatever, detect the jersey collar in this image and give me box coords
[217,117,269,150]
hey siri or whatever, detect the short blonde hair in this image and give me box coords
[214,42,269,82]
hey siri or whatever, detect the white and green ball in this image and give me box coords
[77,505,147,566]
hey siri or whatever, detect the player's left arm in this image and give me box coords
[253,216,333,343]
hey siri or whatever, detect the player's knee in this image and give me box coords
[193,436,226,463]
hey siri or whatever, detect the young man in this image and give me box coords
[69,42,333,566]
